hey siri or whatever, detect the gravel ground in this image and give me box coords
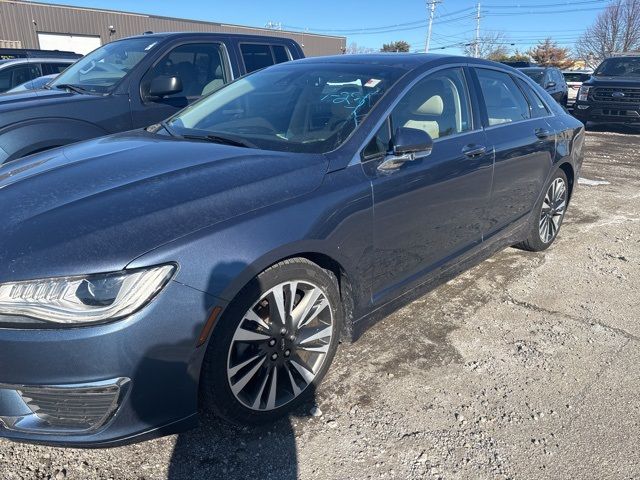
[2,125,639,480]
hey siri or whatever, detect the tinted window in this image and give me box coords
[477,68,531,126]
[0,64,39,93]
[517,78,549,118]
[521,69,544,85]
[272,45,290,64]
[42,62,70,75]
[241,44,275,72]
[169,63,406,154]
[563,72,591,83]
[144,43,227,98]
[362,120,391,159]
[390,67,471,140]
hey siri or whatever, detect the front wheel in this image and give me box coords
[516,169,569,252]
[200,258,341,424]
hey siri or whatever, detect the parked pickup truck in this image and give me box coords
[0,32,304,164]
[573,55,640,126]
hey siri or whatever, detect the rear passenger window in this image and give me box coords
[241,44,275,72]
[390,67,472,140]
[43,63,70,75]
[517,78,550,118]
[272,45,290,64]
[476,69,530,126]
[241,44,292,73]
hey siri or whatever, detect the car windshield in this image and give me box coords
[594,57,640,77]
[49,37,160,93]
[166,63,407,154]
[563,72,591,82]
[521,69,545,84]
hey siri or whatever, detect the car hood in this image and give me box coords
[0,88,100,115]
[584,76,640,87]
[0,131,328,283]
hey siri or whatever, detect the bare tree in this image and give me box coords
[345,42,376,54]
[464,32,511,60]
[575,0,640,67]
[529,38,574,69]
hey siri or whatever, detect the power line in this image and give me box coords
[484,0,606,8]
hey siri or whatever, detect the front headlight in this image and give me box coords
[578,85,590,102]
[0,265,175,326]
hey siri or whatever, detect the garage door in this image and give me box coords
[37,33,101,55]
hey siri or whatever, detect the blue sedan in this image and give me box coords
[0,54,584,447]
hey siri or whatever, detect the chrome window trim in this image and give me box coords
[352,63,481,166]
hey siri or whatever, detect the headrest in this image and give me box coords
[415,95,444,115]
[214,65,222,77]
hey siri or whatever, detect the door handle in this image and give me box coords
[535,128,551,139]
[462,144,487,158]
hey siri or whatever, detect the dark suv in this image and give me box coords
[573,55,640,126]
[519,67,569,106]
[0,32,303,164]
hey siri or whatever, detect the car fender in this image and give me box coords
[0,117,110,163]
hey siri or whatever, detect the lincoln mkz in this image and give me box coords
[0,54,584,446]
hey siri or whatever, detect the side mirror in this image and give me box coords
[148,75,182,98]
[378,127,433,172]
[393,127,433,156]
[545,81,556,89]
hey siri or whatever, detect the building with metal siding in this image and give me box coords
[0,0,345,56]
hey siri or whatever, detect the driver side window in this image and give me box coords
[390,68,472,141]
[143,43,227,101]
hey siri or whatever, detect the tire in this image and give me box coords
[516,169,569,252]
[200,257,342,424]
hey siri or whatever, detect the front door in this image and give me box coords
[366,67,493,304]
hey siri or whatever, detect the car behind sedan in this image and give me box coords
[0,54,584,447]
[563,70,593,108]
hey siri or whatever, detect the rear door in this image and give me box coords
[367,66,493,303]
[472,67,555,238]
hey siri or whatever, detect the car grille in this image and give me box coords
[591,87,640,104]
[18,385,121,430]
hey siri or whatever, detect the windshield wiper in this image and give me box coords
[180,132,257,149]
[54,83,89,94]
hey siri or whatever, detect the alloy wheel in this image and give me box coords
[226,280,334,411]
[539,177,567,244]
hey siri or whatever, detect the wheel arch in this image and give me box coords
[217,248,358,343]
[558,161,575,201]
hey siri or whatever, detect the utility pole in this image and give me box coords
[474,2,481,58]
[425,1,441,53]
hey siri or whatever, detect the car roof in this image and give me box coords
[0,57,75,66]
[124,31,302,42]
[519,67,547,72]
[286,53,511,71]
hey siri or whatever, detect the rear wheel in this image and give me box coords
[516,169,568,252]
[200,258,341,424]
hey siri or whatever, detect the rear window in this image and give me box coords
[563,72,591,83]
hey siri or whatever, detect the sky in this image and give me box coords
[42,0,609,55]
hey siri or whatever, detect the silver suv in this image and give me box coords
[0,57,76,94]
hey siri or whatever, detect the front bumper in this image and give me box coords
[0,280,223,447]
[573,102,640,124]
